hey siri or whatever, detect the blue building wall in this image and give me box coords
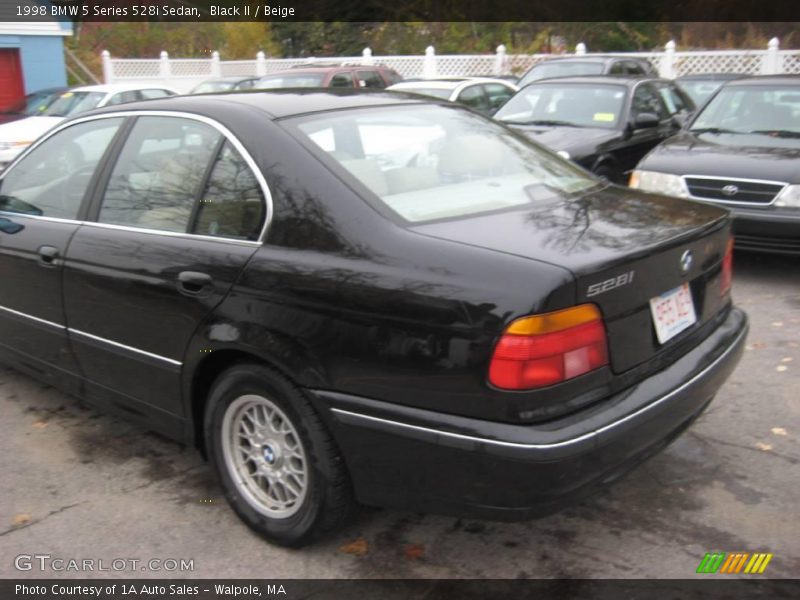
[0,33,68,93]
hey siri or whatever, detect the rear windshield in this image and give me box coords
[288,105,598,223]
[44,91,106,117]
[496,83,626,129]
[257,73,326,88]
[520,62,605,86]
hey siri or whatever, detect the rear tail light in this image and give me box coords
[489,304,609,390]
[720,237,734,297]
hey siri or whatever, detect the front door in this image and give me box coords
[0,117,125,392]
[62,115,267,433]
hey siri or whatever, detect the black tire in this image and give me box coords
[204,362,353,546]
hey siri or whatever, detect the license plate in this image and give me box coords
[649,282,697,344]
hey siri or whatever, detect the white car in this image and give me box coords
[387,77,518,116]
[0,84,178,169]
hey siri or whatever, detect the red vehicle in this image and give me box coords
[255,64,402,90]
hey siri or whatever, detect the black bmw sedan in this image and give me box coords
[0,91,747,546]
[495,76,694,183]
[631,76,800,254]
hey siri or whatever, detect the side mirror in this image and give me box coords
[633,113,660,129]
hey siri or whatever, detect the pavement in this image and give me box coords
[1,250,798,580]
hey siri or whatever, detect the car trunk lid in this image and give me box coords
[411,186,732,373]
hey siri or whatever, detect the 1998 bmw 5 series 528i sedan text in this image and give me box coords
[0,90,748,546]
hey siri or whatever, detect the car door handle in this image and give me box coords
[177,271,213,296]
[0,217,24,234]
[38,245,60,267]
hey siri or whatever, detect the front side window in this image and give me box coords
[632,84,667,120]
[329,73,355,88]
[483,83,515,111]
[457,85,490,112]
[292,105,597,223]
[496,83,627,129]
[98,117,222,233]
[0,118,123,219]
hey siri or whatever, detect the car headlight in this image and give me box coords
[775,185,800,208]
[556,150,570,160]
[629,170,689,198]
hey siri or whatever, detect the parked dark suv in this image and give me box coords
[256,64,402,90]
[518,55,658,87]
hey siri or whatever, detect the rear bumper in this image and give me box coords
[730,207,800,255]
[311,306,748,519]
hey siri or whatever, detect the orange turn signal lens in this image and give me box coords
[505,304,603,336]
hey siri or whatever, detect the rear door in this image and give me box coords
[0,117,125,392]
[62,114,268,429]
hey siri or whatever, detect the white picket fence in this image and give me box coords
[102,39,800,94]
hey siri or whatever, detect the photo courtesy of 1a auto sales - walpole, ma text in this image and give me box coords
[0,1,798,599]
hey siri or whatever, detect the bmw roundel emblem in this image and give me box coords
[722,184,739,196]
[680,250,693,274]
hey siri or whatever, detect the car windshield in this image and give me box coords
[519,62,605,86]
[677,80,728,106]
[192,81,237,93]
[391,86,454,100]
[290,105,598,223]
[43,91,106,117]
[496,83,626,129]
[2,91,59,115]
[689,84,800,146]
[257,73,326,88]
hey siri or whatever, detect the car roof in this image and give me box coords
[200,76,257,82]
[83,89,431,120]
[520,75,656,88]
[263,65,391,75]
[69,83,178,94]
[534,55,648,64]
[676,73,746,81]
[721,75,800,86]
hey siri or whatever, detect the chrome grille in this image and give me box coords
[684,177,785,205]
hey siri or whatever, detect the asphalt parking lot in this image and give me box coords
[1,251,798,580]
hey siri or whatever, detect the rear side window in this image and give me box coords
[0,118,123,219]
[356,71,385,89]
[192,141,265,241]
[329,73,354,88]
[98,116,222,233]
[609,62,626,75]
[624,61,647,75]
